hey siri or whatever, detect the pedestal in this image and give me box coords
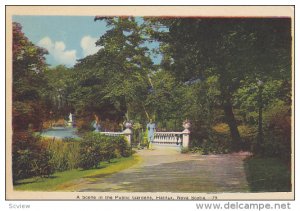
[182,129,190,148]
[122,128,132,145]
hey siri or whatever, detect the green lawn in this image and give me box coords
[14,154,141,191]
[244,157,291,192]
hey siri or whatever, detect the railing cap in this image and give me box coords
[155,132,183,135]
[182,129,191,134]
[122,128,132,135]
[101,132,123,134]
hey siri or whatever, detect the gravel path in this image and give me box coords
[77,145,250,192]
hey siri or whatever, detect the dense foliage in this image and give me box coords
[78,133,131,169]
[13,132,54,182]
[12,22,49,131]
[12,22,54,183]
[12,17,292,183]
[13,133,131,182]
[145,18,291,152]
[43,137,81,172]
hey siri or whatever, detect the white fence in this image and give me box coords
[153,130,190,148]
[99,128,132,145]
[153,132,183,145]
[100,132,124,137]
[98,123,191,148]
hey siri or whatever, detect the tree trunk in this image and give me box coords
[220,87,241,151]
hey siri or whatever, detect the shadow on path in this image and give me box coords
[77,145,250,192]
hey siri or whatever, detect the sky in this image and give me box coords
[12,16,161,67]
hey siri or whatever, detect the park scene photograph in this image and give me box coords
[7,7,293,199]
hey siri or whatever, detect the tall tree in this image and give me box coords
[146,18,291,149]
[44,65,73,117]
[12,22,49,130]
[71,17,154,124]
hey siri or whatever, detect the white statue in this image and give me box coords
[67,113,73,127]
[69,113,73,123]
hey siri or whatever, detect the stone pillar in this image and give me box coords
[123,121,133,145]
[182,120,191,148]
[122,128,132,145]
[182,129,190,148]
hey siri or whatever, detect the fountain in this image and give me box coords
[41,113,79,139]
[67,113,73,127]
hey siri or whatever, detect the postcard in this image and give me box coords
[6,5,294,200]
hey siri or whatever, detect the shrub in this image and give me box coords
[42,137,80,171]
[262,101,291,164]
[210,123,256,152]
[190,126,232,155]
[99,136,117,162]
[78,132,131,169]
[212,123,230,134]
[12,131,54,183]
[78,141,101,169]
[190,146,204,154]
[141,128,149,148]
[181,147,189,154]
[114,136,131,157]
[205,132,231,154]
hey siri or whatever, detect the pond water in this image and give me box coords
[41,127,80,139]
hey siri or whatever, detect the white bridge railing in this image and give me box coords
[153,130,190,148]
[97,121,191,148]
[99,128,132,145]
[100,132,124,136]
[153,132,183,146]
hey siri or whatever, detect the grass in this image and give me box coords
[14,154,141,191]
[244,157,291,192]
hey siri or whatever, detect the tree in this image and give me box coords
[12,22,54,182]
[94,17,154,120]
[44,65,73,118]
[71,17,154,126]
[145,18,291,150]
[12,22,49,130]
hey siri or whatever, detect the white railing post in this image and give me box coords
[122,121,133,145]
[182,120,191,148]
[122,128,132,145]
[182,129,190,148]
[97,121,132,146]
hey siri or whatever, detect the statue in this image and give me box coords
[67,113,73,127]
[69,113,73,122]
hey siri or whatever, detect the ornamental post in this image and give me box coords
[182,119,191,148]
[123,121,133,145]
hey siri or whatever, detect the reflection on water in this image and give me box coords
[41,127,79,139]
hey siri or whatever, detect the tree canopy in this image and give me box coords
[12,17,292,155]
[13,22,49,130]
[144,18,291,148]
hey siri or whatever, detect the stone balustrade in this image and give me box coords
[153,130,190,148]
[153,132,183,145]
[99,129,132,145]
[97,120,191,148]
[100,132,124,136]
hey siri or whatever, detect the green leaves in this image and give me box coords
[13,22,50,131]
[70,17,154,121]
[78,133,131,169]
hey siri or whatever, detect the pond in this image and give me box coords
[40,127,80,139]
